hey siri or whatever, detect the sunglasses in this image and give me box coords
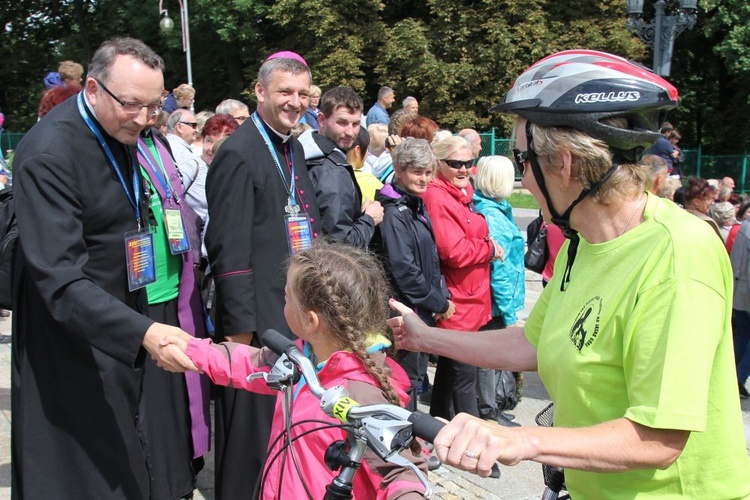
[512,148,529,176]
[180,121,198,129]
[442,159,474,170]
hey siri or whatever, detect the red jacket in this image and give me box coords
[422,175,493,331]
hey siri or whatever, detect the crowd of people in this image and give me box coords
[7,37,750,500]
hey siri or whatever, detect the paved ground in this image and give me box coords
[0,207,748,498]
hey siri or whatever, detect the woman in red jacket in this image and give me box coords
[422,135,502,419]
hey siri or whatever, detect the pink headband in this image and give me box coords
[265,51,308,67]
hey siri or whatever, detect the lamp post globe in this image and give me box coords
[159,14,175,31]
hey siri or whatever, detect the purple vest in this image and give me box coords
[137,135,210,457]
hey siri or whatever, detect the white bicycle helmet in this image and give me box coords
[493,50,680,291]
[492,49,678,158]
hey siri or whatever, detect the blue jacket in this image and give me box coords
[163,93,179,113]
[472,191,525,325]
[301,107,320,130]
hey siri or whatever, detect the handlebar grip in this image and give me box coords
[408,411,445,443]
[261,329,295,356]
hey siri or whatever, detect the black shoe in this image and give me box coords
[419,388,432,404]
[501,411,516,421]
[740,383,750,399]
[484,410,520,428]
[489,463,501,479]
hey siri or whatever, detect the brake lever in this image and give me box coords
[246,353,300,390]
[386,453,432,498]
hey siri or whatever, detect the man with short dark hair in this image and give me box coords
[12,37,197,498]
[205,51,322,499]
[366,86,395,126]
[645,122,679,173]
[300,86,383,247]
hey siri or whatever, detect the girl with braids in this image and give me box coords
[163,242,428,499]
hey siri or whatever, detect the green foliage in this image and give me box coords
[0,0,748,154]
[267,0,383,93]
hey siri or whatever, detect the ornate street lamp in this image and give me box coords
[626,0,698,76]
[158,0,194,109]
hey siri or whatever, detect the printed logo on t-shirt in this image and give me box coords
[569,297,602,352]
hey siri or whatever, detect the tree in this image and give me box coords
[266,0,385,93]
[1,0,748,156]
[375,0,647,134]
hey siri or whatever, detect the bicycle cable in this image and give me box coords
[257,418,357,499]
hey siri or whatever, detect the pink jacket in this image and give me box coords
[422,175,493,331]
[186,338,428,499]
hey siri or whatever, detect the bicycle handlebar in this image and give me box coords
[261,328,446,443]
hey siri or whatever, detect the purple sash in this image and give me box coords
[137,136,211,458]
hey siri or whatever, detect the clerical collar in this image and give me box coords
[82,91,97,120]
[257,112,292,143]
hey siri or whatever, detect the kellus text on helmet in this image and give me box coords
[574,91,641,105]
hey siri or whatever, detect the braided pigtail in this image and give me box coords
[289,242,421,455]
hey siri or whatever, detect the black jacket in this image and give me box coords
[300,131,375,247]
[375,183,450,324]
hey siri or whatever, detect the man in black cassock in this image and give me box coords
[205,52,322,499]
[11,38,198,499]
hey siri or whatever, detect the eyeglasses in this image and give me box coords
[180,121,198,129]
[513,149,529,176]
[232,115,249,123]
[95,78,166,117]
[442,159,474,170]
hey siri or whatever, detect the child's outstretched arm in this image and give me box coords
[162,336,281,395]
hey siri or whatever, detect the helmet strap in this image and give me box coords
[525,124,620,291]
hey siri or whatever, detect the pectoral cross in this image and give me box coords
[285,197,300,216]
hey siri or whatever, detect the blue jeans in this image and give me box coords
[732,309,750,383]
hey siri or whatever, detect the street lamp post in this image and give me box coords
[625,0,698,77]
[158,0,193,109]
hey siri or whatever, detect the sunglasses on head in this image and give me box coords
[512,148,529,176]
[442,159,474,170]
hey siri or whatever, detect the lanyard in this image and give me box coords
[137,138,175,203]
[251,112,297,207]
[77,92,143,228]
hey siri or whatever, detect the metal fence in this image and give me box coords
[1,133,25,156]
[479,130,749,192]
[479,129,512,159]
[3,128,748,191]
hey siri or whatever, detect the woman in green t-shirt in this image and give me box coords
[388,50,750,499]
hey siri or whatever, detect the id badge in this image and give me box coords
[164,208,190,255]
[285,214,313,254]
[124,229,157,291]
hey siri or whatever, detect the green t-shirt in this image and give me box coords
[141,138,180,305]
[526,194,750,499]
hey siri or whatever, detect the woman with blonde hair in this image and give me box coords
[472,156,525,427]
[301,84,322,130]
[164,83,195,112]
[391,50,749,498]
